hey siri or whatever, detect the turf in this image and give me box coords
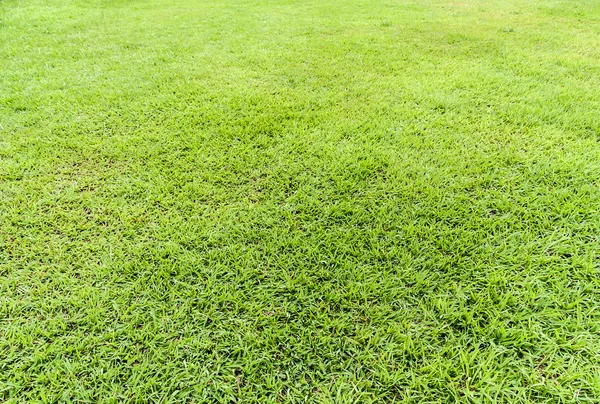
[1,0,600,402]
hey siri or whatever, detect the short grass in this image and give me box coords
[2,0,600,402]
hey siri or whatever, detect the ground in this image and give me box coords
[1,0,600,402]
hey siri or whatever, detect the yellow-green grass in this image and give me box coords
[1,0,600,401]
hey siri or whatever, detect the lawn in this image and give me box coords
[1,0,600,401]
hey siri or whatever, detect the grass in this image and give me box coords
[1,0,600,401]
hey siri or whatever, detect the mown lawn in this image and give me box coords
[1,0,600,402]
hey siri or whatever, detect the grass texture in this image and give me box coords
[1,0,600,401]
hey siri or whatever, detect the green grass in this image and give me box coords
[1,0,600,401]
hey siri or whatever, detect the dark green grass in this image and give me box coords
[2,0,600,401]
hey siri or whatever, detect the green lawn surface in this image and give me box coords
[1,0,600,402]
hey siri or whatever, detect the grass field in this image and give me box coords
[2,0,600,401]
